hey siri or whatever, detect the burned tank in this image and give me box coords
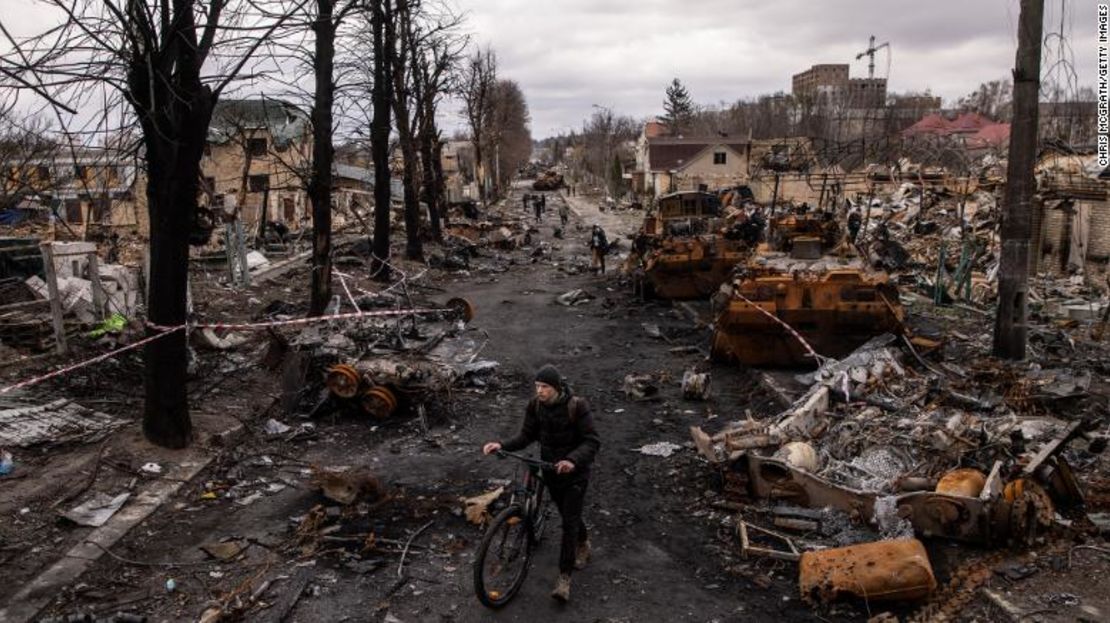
[532,170,565,191]
[628,191,753,299]
[710,212,902,366]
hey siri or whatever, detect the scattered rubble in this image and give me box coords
[61,492,130,527]
[463,487,504,526]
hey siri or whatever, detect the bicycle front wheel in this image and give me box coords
[473,504,532,608]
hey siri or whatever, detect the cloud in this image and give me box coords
[4,0,1099,141]
[458,0,1098,137]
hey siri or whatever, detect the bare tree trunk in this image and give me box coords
[474,141,485,204]
[431,135,447,224]
[308,0,336,316]
[391,1,423,261]
[370,0,393,280]
[993,0,1044,359]
[412,46,442,242]
[131,37,216,450]
[419,124,442,240]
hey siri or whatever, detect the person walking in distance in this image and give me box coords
[482,365,600,602]
[559,200,570,228]
[847,207,862,244]
[589,224,609,275]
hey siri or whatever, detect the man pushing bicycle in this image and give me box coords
[482,364,601,602]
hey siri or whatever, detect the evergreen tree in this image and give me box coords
[662,78,694,132]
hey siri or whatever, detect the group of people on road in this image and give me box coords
[523,190,606,274]
[522,192,547,222]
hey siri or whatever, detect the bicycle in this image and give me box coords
[473,449,555,608]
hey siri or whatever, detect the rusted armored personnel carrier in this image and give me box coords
[711,212,903,366]
[532,169,564,191]
[628,191,754,299]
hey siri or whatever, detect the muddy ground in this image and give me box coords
[3,183,1109,623]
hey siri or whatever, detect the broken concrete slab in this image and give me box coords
[636,441,682,457]
[60,492,130,527]
[0,398,125,448]
[556,289,594,306]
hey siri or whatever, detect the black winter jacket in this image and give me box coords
[500,389,601,479]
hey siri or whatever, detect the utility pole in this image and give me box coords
[993,0,1044,359]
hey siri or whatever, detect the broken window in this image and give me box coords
[89,197,110,223]
[248,138,268,157]
[249,174,270,192]
[64,199,83,223]
[713,152,727,165]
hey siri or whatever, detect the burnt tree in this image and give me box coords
[3,1,290,448]
[410,15,465,242]
[460,47,496,204]
[369,0,394,279]
[391,0,423,261]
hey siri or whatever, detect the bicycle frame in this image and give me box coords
[497,450,552,541]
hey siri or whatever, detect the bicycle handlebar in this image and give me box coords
[494,449,557,471]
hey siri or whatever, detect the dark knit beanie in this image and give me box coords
[534,364,562,390]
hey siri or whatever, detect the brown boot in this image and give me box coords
[550,573,571,602]
[574,539,591,570]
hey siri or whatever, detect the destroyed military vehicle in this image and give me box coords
[711,210,903,366]
[626,191,753,300]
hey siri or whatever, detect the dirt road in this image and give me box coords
[28,185,815,622]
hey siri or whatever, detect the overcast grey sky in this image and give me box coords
[3,0,1100,140]
[462,0,1098,138]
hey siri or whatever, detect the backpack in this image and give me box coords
[567,396,586,423]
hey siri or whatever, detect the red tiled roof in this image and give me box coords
[967,123,1010,148]
[949,112,994,132]
[902,113,952,136]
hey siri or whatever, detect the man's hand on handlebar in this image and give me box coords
[482,441,501,455]
[554,460,575,475]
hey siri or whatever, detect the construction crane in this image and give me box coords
[855,35,890,79]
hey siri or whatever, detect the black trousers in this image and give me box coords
[546,476,588,574]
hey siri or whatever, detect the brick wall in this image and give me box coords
[1037,198,1110,274]
[1089,200,1110,258]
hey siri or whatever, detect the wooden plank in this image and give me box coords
[38,243,68,355]
[87,252,106,320]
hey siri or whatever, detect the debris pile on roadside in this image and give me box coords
[690,315,1109,613]
[1,239,143,356]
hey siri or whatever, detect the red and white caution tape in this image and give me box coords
[1,306,454,397]
[145,306,453,332]
[730,290,830,366]
[0,325,185,396]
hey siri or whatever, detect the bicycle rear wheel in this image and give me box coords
[473,504,532,608]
